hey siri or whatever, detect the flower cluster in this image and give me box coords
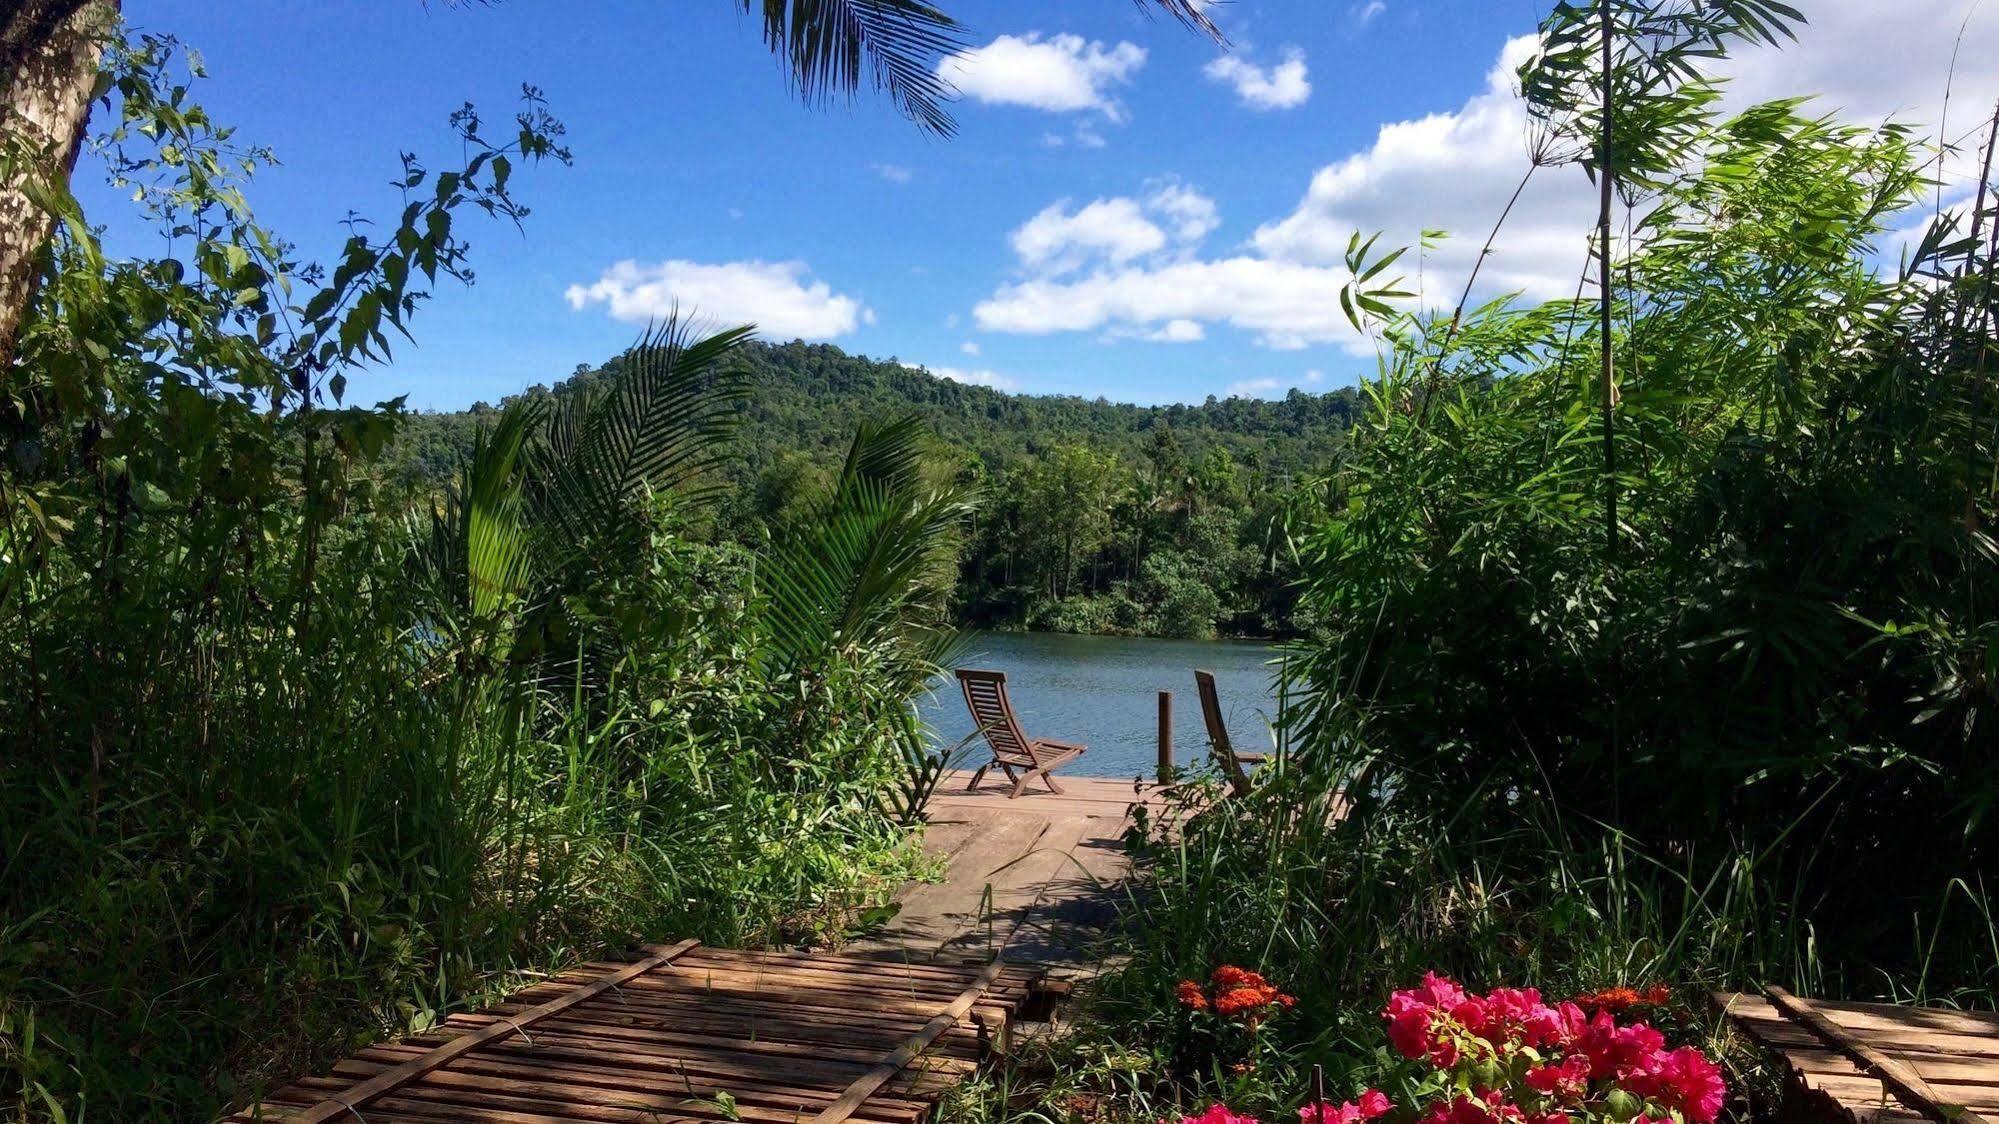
[1570,986,1672,1017]
[1383,973,1725,1124]
[1301,1090,1393,1124]
[1176,965,1298,1025]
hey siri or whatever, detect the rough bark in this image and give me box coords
[1,0,115,373]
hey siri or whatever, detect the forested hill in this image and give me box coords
[388,339,1361,638]
[388,339,1359,488]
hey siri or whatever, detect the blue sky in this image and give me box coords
[81,1,1998,410]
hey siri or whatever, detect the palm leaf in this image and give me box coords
[760,416,969,670]
[750,0,966,136]
[748,0,1221,137]
[464,397,541,619]
[533,317,752,543]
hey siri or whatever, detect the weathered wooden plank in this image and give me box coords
[229,942,1034,1124]
[810,957,1008,1124]
[1765,986,1995,1124]
[282,940,699,1124]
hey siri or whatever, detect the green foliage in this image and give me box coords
[0,39,954,1120]
[390,343,1361,638]
[964,17,1999,1124]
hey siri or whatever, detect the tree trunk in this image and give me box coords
[1,0,115,372]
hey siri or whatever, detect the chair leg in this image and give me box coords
[967,763,990,791]
[1039,769,1065,795]
[1009,769,1036,799]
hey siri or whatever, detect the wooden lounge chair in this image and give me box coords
[955,668,1086,798]
[1195,669,1266,797]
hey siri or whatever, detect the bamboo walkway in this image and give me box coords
[1717,990,1999,1124]
[230,942,1044,1123]
[226,775,1162,1123]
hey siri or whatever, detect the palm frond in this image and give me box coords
[760,416,969,671]
[751,0,965,136]
[533,317,752,543]
[1137,0,1224,40]
[748,0,1222,137]
[464,397,541,620]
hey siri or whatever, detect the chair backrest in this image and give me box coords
[1194,669,1251,796]
[956,669,1042,766]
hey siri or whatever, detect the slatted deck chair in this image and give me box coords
[955,668,1086,798]
[1195,669,1267,797]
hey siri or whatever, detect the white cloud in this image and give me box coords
[1013,198,1168,273]
[923,364,1019,391]
[1007,182,1220,279]
[960,340,981,355]
[1251,34,1592,306]
[1204,48,1311,111]
[976,3,1999,351]
[1146,319,1206,342]
[565,259,867,340]
[1147,181,1220,243]
[874,163,912,184]
[1226,376,1284,397]
[1351,1,1386,27]
[975,256,1367,351]
[938,33,1146,119]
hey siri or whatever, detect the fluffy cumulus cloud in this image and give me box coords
[1148,182,1221,243]
[1146,319,1206,342]
[1204,48,1312,111]
[565,260,868,340]
[1250,34,1594,305]
[1013,197,1167,273]
[976,256,1360,350]
[974,3,1995,354]
[1007,181,1221,277]
[938,33,1146,119]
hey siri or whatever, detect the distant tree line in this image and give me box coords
[389,339,1361,638]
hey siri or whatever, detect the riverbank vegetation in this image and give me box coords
[391,341,1360,639]
[0,37,962,1118]
[946,2,1999,1124]
[5,0,1997,1121]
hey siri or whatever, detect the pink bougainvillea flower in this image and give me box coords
[1576,1010,1665,1080]
[1182,1105,1260,1124]
[1523,1053,1592,1101]
[1385,973,1477,1066]
[1299,1091,1392,1124]
[1626,1046,1727,1124]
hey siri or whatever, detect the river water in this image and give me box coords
[919,631,1289,780]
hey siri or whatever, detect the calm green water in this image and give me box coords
[921,631,1288,780]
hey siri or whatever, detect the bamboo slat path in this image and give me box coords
[227,944,1042,1123]
[1716,990,1999,1124]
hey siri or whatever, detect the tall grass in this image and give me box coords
[0,40,959,1121]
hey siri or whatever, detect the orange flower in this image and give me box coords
[1207,965,1296,1024]
[1571,984,1671,1015]
[1177,979,1210,1010]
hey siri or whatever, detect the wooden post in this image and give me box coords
[1157,690,1173,783]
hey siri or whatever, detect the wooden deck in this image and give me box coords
[223,771,1165,1121]
[849,769,1166,967]
[228,942,1042,1123]
[1717,990,1999,1124]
